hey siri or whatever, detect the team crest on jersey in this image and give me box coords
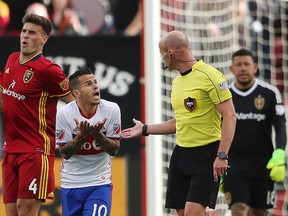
[56,130,65,140]
[23,70,34,83]
[254,95,265,110]
[113,124,121,135]
[59,78,69,91]
[184,97,196,112]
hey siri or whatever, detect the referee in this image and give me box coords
[122,30,236,216]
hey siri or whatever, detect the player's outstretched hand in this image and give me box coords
[122,118,143,138]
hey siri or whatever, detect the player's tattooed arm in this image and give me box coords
[94,132,120,157]
[90,118,120,156]
[59,120,90,159]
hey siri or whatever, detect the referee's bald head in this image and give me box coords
[159,30,190,51]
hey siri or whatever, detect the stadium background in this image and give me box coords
[0,0,288,215]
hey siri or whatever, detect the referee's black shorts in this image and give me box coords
[165,141,220,209]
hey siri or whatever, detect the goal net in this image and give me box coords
[157,0,288,215]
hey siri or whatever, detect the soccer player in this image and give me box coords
[0,13,74,215]
[56,67,121,216]
[223,48,287,215]
[122,30,236,216]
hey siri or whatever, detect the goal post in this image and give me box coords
[143,0,163,216]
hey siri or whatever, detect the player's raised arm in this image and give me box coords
[122,118,176,138]
[58,120,91,160]
[90,118,120,157]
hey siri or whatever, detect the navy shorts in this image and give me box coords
[61,184,112,216]
[223,173,275,209]
[165,141,220,209]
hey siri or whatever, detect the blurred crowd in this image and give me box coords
[0,0,142,36]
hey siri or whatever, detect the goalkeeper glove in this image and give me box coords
[219,175,224,193]
[266,149,286,182]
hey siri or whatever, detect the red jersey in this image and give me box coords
[0,52,70,156]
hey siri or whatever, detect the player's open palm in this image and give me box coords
[122,118,143,138]
[74,119,91,138]
[90,118,107,137]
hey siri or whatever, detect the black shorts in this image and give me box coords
[165,141,220,209]
[223,173,275,209]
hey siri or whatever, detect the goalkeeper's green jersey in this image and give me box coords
[171,60,232,147]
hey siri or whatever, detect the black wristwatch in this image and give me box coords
[217,151,228,160]
[142,124,149,136]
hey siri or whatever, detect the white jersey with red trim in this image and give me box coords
[56,99,121,188]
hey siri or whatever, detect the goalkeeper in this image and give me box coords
[223,48,287,216]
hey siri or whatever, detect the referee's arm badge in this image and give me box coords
[219,81,228,91]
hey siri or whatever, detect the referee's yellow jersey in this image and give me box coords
[171,60,232,148]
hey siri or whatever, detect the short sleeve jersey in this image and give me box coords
[171,60,232,147]
[229,78,286,172]
[0,52,70,156]
[56,99,121,188]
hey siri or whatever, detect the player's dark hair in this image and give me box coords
[232,48,256,63]
[69,67,93,91]
[22,13,52,36]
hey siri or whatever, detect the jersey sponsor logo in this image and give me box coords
[72,134,104,155]
[254,95,265,110]
[184,97,196,112]
[2,80,26,100]
[236,112,266,121]
[113,124,121,135]
[23,70,34,83]
[219,81,228,91]
[78,141,104,155]
[59,78,69,91]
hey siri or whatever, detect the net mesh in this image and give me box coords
[159,0,288,215]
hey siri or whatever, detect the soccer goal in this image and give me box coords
[144,0,288,216]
